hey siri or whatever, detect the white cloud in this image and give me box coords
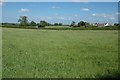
[18,9,29,12]
[92,13,109,17]
[30,16,70,21]
[91,13,118,21]
[92,13,96,16]
[72,0,81,2]
[0,1,3,6]
[29,16,53,21]
[57,17,65,20]
[45,16,53,20]
[91,13,117,22]
[103,16,107,17]
[74,14,78,17]
[67,17,73,20]
[52,6,59,8]
[81,8,90,11]
[80,2,90,3]
[110,17,115,20]
[0,4,2,6]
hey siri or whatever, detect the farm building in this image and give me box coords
[92,23,110,27]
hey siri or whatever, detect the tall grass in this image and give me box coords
[2,28,118,78]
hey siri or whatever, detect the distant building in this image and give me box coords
[92,23,110,27]
[104,23,109,27]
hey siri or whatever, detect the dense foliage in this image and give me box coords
[18,16,29,26]
[30,21,36,26]
[38,21,48,27]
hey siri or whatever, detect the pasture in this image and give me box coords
[2,28,118,78]
[45,26,70,28]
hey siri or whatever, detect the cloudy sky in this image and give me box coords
[2,2,119,25]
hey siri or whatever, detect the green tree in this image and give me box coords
[30,21,36,26]
[54,23,59,26]
[114,23,119,26]
[78,21,86,27]
[18,16,29,26]
[38,21,48,27]
[59,23,63,26]
[48,23,52,26]
[70,21,75,27]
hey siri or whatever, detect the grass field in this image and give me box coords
[45,26,71,28]
[2,28,118,78]
[0,27,2,79]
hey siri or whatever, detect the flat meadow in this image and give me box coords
[2,27,118,78]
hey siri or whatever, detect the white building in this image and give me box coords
[104,23,109,27]
[92,23,110,27]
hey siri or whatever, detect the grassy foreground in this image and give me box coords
[0,27,2,79]
[2,28,118,78]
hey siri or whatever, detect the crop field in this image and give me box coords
[2,28,118,78]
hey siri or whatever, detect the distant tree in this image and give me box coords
[54,23,59,26]
[114,23,119,26]
[78,21,86,27]
[30,21,36,26]
[85,22,90,26]
[59,23,63,26]
[70,21,76,27]
[36,23,39,26]
[84,22,94,28]
[38,21,48,27]
[48,23,52,26]
[113,23,120,29]
[18,16,29,26]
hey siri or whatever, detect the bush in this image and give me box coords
[42,27,118,30]
[86,25,98,28]
[38,25,45,28]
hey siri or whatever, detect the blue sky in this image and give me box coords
[2,2,119,25]
[1,0,120,2]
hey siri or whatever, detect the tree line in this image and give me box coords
[2,16,120,29]
[18,16,64,27]
[17,16,94,27]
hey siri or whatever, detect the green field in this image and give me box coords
[46,26,70,28]
[0,27,2,79]
[2,28,118,78]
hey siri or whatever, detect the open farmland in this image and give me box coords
[45,26,70,28]
[2,28,118,78]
